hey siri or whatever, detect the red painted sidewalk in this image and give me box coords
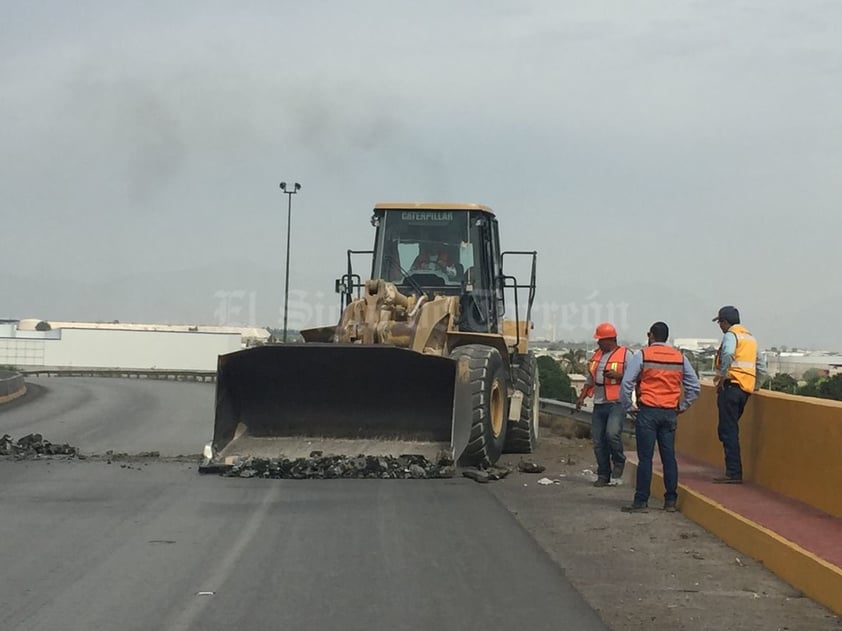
[628,451,842,569]
[676,455,842,569]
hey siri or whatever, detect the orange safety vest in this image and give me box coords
[638,345,685,409]
[715,324,757,393]
[585,346,628,402]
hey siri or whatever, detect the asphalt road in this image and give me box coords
[0,377,213,456]
[0,377,606,631]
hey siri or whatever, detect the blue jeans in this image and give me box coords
[591,402,627,481]
[717,384,750,479]
[634,405,678,505]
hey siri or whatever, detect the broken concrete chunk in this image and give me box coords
[408,464,426,479]
[517,461,546,474]
[0,433,79,459]
[216,453,471,480]
[487,467,512,481]
[462,468,491,483]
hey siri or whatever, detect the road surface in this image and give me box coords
[1,377,212,456]
[0,377,605,631]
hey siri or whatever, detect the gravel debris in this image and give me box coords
[205,453,459,479]
[0,433,79,458]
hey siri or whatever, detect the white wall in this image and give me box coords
[1,328,241,370]
[0,338,46,366]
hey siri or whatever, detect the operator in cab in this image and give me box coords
[411,242,459,281]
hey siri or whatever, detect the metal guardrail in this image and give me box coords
[21,368,216,382]
[539,398,636,436]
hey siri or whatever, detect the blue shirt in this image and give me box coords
[620,343,701,412]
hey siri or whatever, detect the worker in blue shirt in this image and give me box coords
[712,305,765,483]
[619,322,701,513]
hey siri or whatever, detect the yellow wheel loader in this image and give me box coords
[206,203,538,468]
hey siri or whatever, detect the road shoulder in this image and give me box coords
[489,433,841,631]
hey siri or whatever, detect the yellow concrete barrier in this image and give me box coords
[677,385,842,518]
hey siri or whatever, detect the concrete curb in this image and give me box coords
[624,459,842,615]
[0,386,27,405]
[0,371,26,405]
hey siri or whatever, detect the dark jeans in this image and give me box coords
[634,405,678,505]
[717,384,750,479]
[591,402,626,480]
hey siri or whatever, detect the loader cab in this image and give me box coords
[370,205,505,333]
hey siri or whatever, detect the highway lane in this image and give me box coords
[0,377,213,456]
[0,378,606,630]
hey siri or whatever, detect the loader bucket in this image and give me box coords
[210,344,472,462]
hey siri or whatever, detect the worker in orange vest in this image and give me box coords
[576,322,629,487]
[619,321,701,513]
[712,305,765,484]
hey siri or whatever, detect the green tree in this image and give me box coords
[802,368,824,384]
[536,355,576,402]
[766,373,798,394]
[797,381,821,398]
[816,374,842,401]
[560,348,587,374]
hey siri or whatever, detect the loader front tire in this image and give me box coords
[452,344,508,467]
[504,353,540,453]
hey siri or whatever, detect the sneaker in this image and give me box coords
[712,477,743,484]
[663,500,677,512]
[621,502,648,513]
[611,463,625,481]
[592,478,610,487]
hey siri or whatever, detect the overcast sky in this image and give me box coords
[2,1,841,348]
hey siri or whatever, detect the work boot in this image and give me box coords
[593,478,610,487]
[620,502,648,513]
[712,477,743,484]
[663,500,677,512]
[611,462,625,481]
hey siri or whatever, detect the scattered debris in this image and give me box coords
[486,466,511,481]
[517,461,546,474]
[580,468,598,482]
[0,433,78,459]
[206,453,458,480]
[537,477,556,486]
[463,468,490,483]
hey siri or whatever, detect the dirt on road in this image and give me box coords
[490,423,842,631]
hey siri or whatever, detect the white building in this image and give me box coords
[763,352,842,379]
[0,320,253,371]
[674,338,720,352]
[15,319,270,346]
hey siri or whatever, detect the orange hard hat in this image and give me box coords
[593,322,618,339]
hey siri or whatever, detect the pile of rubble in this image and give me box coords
[0,433,79,458]
[205,451,458,479]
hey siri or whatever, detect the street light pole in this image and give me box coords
[279,181,301,343]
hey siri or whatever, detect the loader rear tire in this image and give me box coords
[451,344,508,467]
[504,353,540,454]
